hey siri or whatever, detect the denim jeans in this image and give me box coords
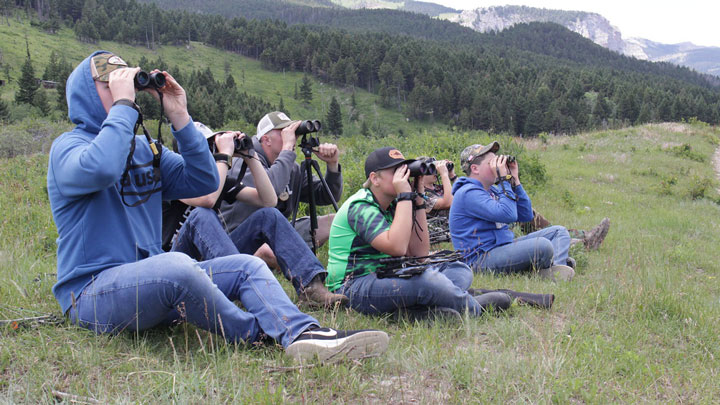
[228,208,325,293]
[474,225,570,275]
[172,207,325,294]
[68,252,318,347]
[337,261,484,316]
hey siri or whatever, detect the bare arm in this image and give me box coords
[180,132,277,208]
[407,179,429,257]
[234,151,277,207]
[369,165,414,257]
[430,160,454,210]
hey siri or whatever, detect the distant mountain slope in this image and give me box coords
[446,5,720,77]
[330,0,456,16]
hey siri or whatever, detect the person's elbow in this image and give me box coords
[261,194,278,207]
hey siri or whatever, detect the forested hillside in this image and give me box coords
[4,0,720,136]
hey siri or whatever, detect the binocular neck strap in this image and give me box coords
[119,107,163,208]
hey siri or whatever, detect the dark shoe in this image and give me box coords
[474,292,513,312]
[298,277,349,308]
[470,288,554,309]
[393,306,462,322]
[566,257,576,270]
[583,217,610,250]
[285,328,389,363]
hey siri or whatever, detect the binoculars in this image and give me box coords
[408,160,437,177]
[296,120,322,136]
[134,71,166,90]
[234,136,253,153]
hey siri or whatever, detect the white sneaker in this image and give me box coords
[286,328,389,363]
[539,265,575,282]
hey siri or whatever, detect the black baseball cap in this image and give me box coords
[364,147,415,178]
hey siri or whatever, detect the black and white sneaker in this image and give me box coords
[285,328,389,363]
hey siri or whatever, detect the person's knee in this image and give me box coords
[534,238,554,268]
[159,252,207,284]
[257,207,284,222]
[187,207,218,223]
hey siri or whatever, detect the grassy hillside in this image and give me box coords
[0,19,448,137]
[2,121,719,402]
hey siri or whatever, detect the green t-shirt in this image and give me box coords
[326,188,396,291]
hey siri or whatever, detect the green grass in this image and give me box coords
[2,120,720,402]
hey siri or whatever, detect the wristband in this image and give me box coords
[414,202,427,211]
[112,98,140,112]
[397,192,416,202]
[213,153,232,169]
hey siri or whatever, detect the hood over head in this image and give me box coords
[66,50,119,135]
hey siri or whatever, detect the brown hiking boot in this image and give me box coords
[583,218,610,251]
[298,276,349,308]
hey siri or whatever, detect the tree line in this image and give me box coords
[5,0,720,135]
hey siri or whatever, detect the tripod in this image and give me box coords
[290,134,339,254]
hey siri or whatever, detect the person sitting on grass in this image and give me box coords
[47,51,388,363]
[162,122,348,307]
[418,156,609,256]
[449,141,575,282]
[325,147,512,320]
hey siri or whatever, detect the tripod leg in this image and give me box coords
[309,159,339,211]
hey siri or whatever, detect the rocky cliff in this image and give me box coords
[446,5,720,77]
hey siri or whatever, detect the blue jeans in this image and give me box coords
[338,261,484,316]
[68,252,318,347]
[474,225,570,275]
[228,208,325,293]
[172,207,325,294]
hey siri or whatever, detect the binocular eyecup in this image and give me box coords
[296,120,322,136]
[408,160,437,177]
[134,71,166,90]
[234,136,253,153]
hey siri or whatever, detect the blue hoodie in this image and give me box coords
[47,51,219,313]
[449,177,533,266]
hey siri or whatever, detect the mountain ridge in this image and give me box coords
[443,5,720,77]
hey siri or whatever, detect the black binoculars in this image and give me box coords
[408,160,437,177]
[234,136,253,153]
[134,71,166,90]
[296,120,322,136]
[506,155,516,164]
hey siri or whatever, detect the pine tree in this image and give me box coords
[16,49,39,105]
[293,82,298,100]
[278,96,285,113]
[299,75,312,104]
[360,120,370,137]
[43,50,60,81]
[55,55,73,114]
[0,98,10,122]
[325,96,343,136]
[33,90,51,115]
[349,92,358,121]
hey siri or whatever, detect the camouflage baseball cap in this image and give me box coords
[90,52,129,82]
[460,141,500,173]
[255,111,294,140]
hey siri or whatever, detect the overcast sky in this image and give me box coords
[432,1,719,47]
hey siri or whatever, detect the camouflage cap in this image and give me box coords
[90,52,128,82]
[460,141,500,173]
